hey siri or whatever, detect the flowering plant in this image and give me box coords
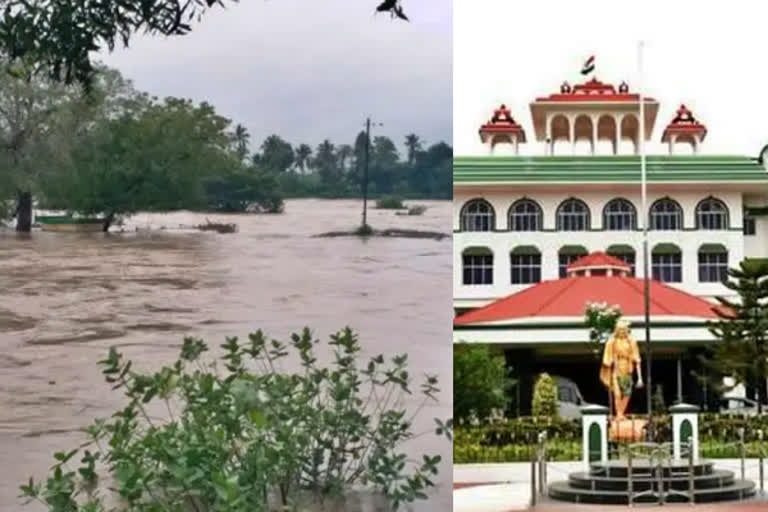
[584,301,623,357]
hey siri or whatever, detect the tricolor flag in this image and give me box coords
[581,55,595,75]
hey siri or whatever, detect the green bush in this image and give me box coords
[454,343,513,424]
[375,195,405,209]
[20,328,452,511]
[452,413,768,464]
[532,373,558,418]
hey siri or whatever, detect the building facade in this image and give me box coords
[453,76,768,414]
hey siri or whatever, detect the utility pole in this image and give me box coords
[362,117,370,228]
[361,117,382,229]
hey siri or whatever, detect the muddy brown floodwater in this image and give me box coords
[0,199,453,512]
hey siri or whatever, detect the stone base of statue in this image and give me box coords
[548,405,756,505]
[608,417,647,443]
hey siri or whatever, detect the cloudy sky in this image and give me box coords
[99,0,452,155]
[455,1,768,157]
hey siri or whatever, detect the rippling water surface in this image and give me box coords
[0,199,452,511]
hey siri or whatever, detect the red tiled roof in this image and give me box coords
[454,276,722,326]
[567,252,630,272]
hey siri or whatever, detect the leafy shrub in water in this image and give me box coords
[375,196,405,209]
[532,373,558,418]
[20,327,452,511]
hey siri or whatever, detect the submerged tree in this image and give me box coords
[0,61,141,231]
[44,97,237,231]
[698,259,768,412]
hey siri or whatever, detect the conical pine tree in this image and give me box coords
[699,259,768,412]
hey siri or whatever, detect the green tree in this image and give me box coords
[532,373,558,418]
[313,139,340,194]
[295,143,312,173]
[44,97,235,230]
[699,259,768,412]
[370,135,399,194]
[404,133,422,166]
[0,61,141,231]
[233,123,250,162]
[259,134,294,173]
[205,165,283,214]
[337,144,353,174]
[453,343,513,424]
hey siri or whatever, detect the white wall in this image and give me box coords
[455,188,747,302]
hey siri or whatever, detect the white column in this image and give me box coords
[513,134,519,155]
[671,403,700,463]
[581,405,609,470]
[569,116,575,155]
[615,115,622,155]
[693,135,700,155]
[668,139,674,155]
[591,117,598,155]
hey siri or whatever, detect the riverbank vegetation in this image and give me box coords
[20,327,452,511]
[0,62,451,232]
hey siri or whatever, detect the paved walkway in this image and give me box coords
[454,459,768,512]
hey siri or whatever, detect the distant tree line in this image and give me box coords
[244,131,452,200]
[0,61,450,232]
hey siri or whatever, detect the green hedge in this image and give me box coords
[454,414,768,464]
[454,440,768,463]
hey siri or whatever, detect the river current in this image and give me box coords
[0,199,452,511]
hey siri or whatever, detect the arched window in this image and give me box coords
[460,199,495,232]
[510,246,541,284]
[652,243,682,283]
[558,245,588,278]
[606,244,636,276]
[650,198,683,231]
[556,198,590,231]
[698,244,728,283]
[462,247,493,285]
[603,198,637,231]
[696,197,729,230]
[509,199,543,231]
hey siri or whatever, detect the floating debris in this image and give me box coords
[196,219,238,234]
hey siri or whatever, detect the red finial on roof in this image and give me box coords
[661,103,707,144]
[479,103,527,144]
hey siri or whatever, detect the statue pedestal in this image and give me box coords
[581,404,609,469]
[670,403,700,463]
[608,417,647,442]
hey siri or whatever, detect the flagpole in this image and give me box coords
[638,40,653,440]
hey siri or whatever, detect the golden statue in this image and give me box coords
[600,319,644,419]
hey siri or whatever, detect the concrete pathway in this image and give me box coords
[454,459,768,512]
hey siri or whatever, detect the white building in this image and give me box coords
[453,76,768,415]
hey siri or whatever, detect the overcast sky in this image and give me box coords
[455,1,768,157]
[99,0,452,155]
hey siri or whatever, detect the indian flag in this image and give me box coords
[581,55,595,75]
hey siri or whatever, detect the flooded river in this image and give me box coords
[0,199,452,511]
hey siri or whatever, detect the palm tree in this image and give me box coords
[404,133,422,166]
[295,143,312,174]
[233,124,250,162]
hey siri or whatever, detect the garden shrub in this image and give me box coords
[453,413,768,463]
[532,373,558,418]
[453,343,512,425]
[20,327,452,511]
